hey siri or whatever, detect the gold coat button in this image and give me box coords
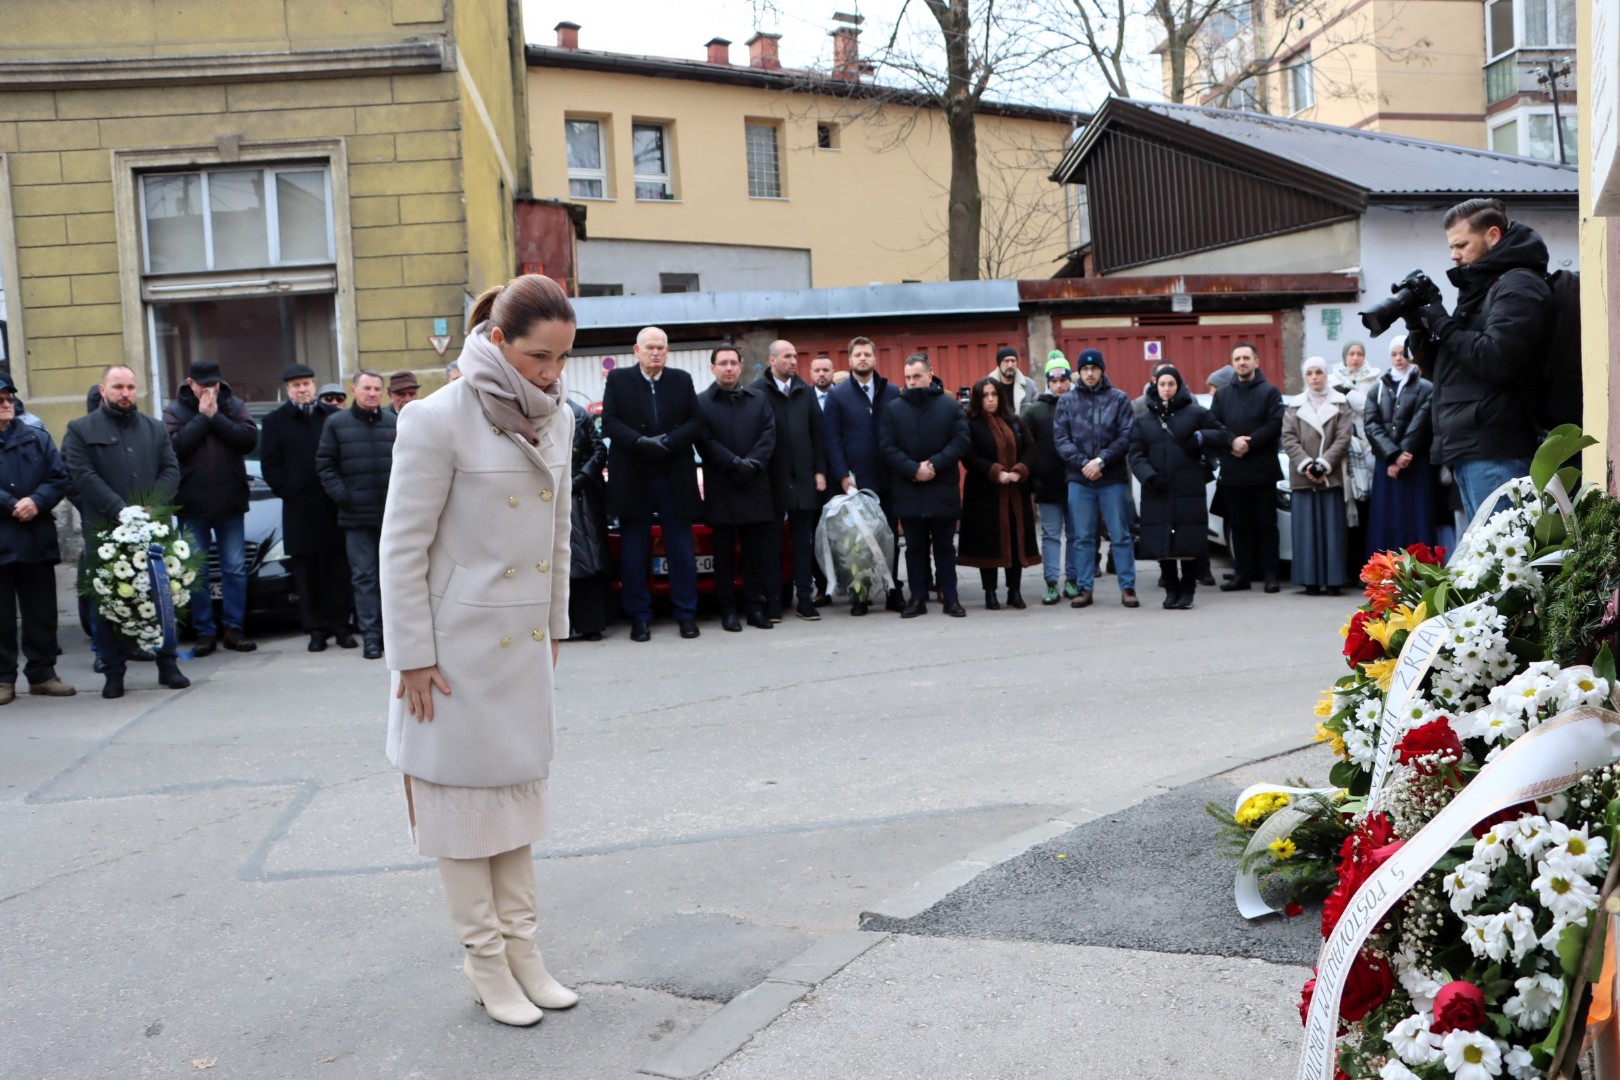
[503,568,516,578]
[491,424,502,435]
[499,636,512,647]
[507,495,519,507]
[531,629,546,642]
[540,489,554,502]
[536,560,550,573]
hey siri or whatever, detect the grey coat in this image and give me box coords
[62,406,181,531]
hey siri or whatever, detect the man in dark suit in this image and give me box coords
[823,335,904,615]
[602,326,703,642]
[754,340,827,622]
[260,363,356,653]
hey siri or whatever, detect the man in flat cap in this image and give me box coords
[261,364,356,652]
[387,371,419,415]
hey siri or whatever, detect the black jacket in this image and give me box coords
[753,373,827,514]
[1364,374,1435,466]
[1020,393,1068,504]
[567,400,610,579]
[1209,370,1284,487]
[260,400,344,556]
[1406,221,1552,465]
[315,404,397,529]
[824,373,902,493]
[63,405,182,532]
[958,413,1039,568]
[695,383,777,525]
[601,365,702,523]
[0,423,70,565]
[879,386,970,519]
[1129,388,1231,561]
[163,382,259,519]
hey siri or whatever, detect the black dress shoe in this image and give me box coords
[630,620,651,642]
[1198,572,1217,587]
[583,631,603,641]
[1327,586,1344,597]
[1264,579,1281,593]
[93,656,106,674]
[101,674,125,699]
[747,611,773,630]
[1220,577,1252,592]
[157,666,190,690]
[885,592,907,614]
[850,599,869,617]
[984,591,1001,611]
[942,598,967,617]
[1304,585,1322,596]
[1175,593,1195,609]
[1163,591,1180,609]
[901,598,927,618]
[1005,590,1026,610]
[308,633,328,652]
[334,632,358,649]
[679,619,700,639]
[795,599,821,621]
[720,612,743,633]
[362,641,383,660]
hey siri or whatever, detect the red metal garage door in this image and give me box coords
[785,321,1028,401]
[1052,315,1287,397]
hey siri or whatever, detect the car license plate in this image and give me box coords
[651,555,715,576]
[209,583,223,600]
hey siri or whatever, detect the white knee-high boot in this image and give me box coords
[489,846,579,1010]
[437,856,544,1026]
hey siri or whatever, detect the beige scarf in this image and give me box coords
[456,322,563,445]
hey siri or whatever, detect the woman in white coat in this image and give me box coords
[380,274,579,1027]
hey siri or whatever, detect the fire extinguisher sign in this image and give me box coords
[1143,341,1163,363]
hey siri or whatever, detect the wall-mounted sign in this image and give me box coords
[601,356,617,372]
[428,335,451,356]
[1143,341,1163,363]
[433,317,449,336]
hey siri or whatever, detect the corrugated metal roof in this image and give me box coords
[1128,100,1578,197]
[571,280,1022,331]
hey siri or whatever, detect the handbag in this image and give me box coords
[1155,412,1215,483]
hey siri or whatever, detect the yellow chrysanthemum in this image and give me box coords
[1313,691,1335,719]
[1235,791,1292,829]
[1313,722,1348,759]
[1385,601,1429,637]
[1268,837,1298,861]
[1362,657,1398,692]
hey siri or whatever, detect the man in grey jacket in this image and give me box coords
[63,364,190,699]
[1053,349,1138,609]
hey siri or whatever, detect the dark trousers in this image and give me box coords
[94,615,177,678]
[290,548,353,635]
[0,561,58,685]
[568,575,609,637]
[343,527,382,644]
[711,522,771,614]
[978,565,1021,593]
[1160,559,1197,598]
[767,508,819,606]
[876,490,903,591]
[619,475,697,622]
[902,516,958,602]
[1221,483,1280,581]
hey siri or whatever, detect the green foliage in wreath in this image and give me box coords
[1541,490,1620,667]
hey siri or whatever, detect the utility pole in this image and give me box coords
[1537,58,1573,164]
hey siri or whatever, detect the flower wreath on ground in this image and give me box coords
[78,500,207,654]
[1228,428,1620,1080]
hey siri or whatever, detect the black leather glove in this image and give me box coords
[1416,303,1450,336]
[637,435,672,461]
[1145,474,1168,493]
[732,458,760,483]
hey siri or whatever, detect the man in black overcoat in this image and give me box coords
[879,354,970,618]
[694,346,777,632]
[753,339,827,622]
[260,364,355,653]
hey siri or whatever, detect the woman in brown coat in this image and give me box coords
[957,377,1040,608]
[1280,356,1354,596]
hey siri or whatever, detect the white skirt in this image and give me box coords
[405,774,550,859]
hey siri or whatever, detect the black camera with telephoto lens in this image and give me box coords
[1358,269,1443,336]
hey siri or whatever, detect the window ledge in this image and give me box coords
[570,196,617,202]
[635,198,683,204]
[749,195,789,201]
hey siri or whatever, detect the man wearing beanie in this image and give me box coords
[986,346,1038,414]
[1021,356,1081,604]
[1054,348,1138,609]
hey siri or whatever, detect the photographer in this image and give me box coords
[1399,198,1553,520]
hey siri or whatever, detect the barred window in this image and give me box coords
[745,123,781,199]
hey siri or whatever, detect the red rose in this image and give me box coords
[1406,543,1445,566]
[1322,814,1403,937]
[1470,801,1538,839]
[1343,611,1384,668]
[1298,975,1315,1026]
[1395,718,1464,775]
[1285,902,1304,918]
[1341,950,1396,1022]
[1431,980,1487,1035]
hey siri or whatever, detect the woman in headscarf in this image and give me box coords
[957,377,1039,608]
[1281,357,1354,596]
[380,274,581,1027]
[1363,334,1436,557]
[1128,365,1229,609]
[1330,340,1380,574]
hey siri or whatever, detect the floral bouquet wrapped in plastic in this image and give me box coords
[814,489,895,604]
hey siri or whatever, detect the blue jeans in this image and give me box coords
[1068,481,1136,592]
[181,514,247,637]
[344,527,382,643]
[1038,501,1078,585]
[1452,458,1532,523]
[619,475,698,621]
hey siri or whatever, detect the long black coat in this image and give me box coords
[315,404,397,529]
[752,373,826,514]
[0,423,70,565]
[162,382,259,519]
[1130,389,1231,561]
[1364,374,1434,466]
[1019,393,1067,505]
[567,400,610,579]
[259,401,343,556]
[1208,371,1283,487]
[958,413,1040,569]
[695,383,777,525]
[63,406,181,532]
[601,365,702,523]
[879,386,970,519]
[824,373,901,493]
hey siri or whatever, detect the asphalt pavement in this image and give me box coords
[1,560,1352,1079]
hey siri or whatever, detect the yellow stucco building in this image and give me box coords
[526,23,1080,293]
[0,0,530,431]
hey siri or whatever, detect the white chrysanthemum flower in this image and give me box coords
[137,602,156,619]
[1445,864,1492,915]
[1473,827,1513,869]
[1389,1012,1445,1066]
[1533,791,1569,821]
[152,523,169,538]
[173,540,191,560]
[1552,667,1612,709]
[1499,904,1539,963]
[1395,961,1447,1015]
[1503,971,1562,1030]
[1506,815,1553,860]
[181,571,196,586]
[1532,855,1600,924]
[1441,1029,1501,1080]
[1503,1045,1537,1080]
[93,578,111,596]
[1344,727,1376,766]
[1462,911,1510,961]
[111,560,134,580]
[1356,698,1383,727]
[96,543,117,560]
[1543,822,1609,878]
[1380,1059,1422,1080]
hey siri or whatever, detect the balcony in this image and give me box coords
[1486,50,1576,107]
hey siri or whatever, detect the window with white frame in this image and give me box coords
[565,118,607,199]
[632,123,673,200]
[745,122,782,198]
[1489,0,1576,56]
[1287,53,1315,113]
[1489,109,1578,163]
[141,166,333,274]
